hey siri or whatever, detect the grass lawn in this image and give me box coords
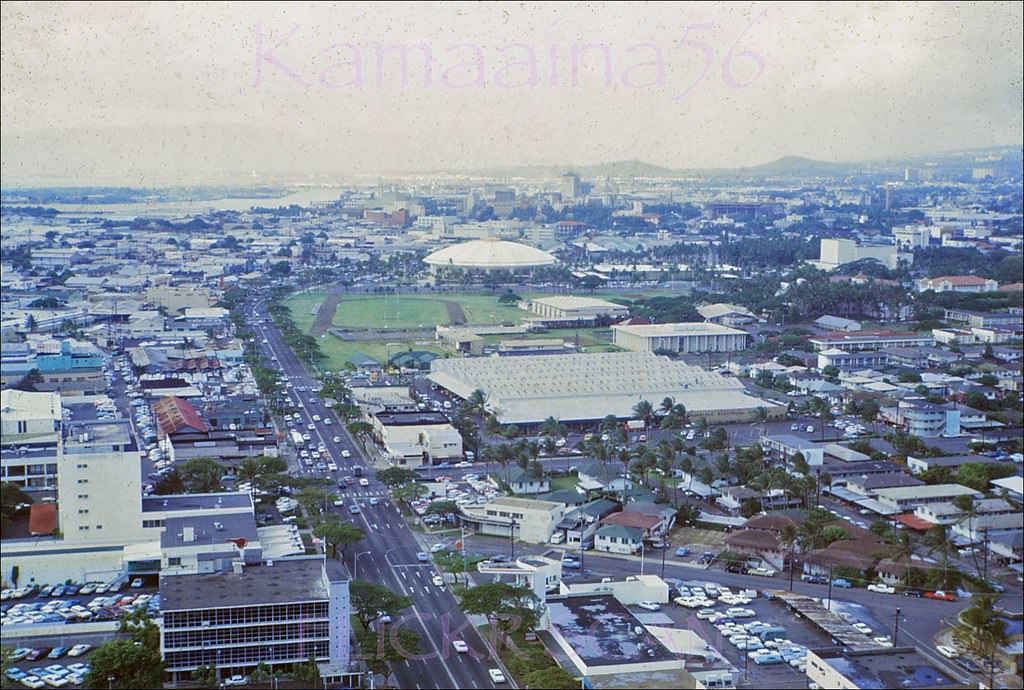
[477,624,559,686]
[315,333,447,371]
[332,295,452,329]
[547,476,578,492]
[670,526,729,548]
[283,292,326,334]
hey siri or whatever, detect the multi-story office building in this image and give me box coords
[880,398,961,438]
[58,419,143,541]
[160,557,352,684]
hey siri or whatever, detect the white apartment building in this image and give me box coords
[58,419,145,542]
[1,389,62,490]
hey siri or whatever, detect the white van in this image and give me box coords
[550,532,565,544]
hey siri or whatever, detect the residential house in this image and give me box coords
[594,523,644,555]
[599,511,665,541]
[498,465,550,495]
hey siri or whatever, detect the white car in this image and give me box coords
[333,436,342,443]
[725,608,756,618]
[867,583,895,594]
[852,623,872,635]
[430,543,447,553]
[341,450,351,458]
[224,676,249,687]
[67,644,91,657]
[637,600,661,611]
[432,575,444,587]
[696,608,719,620]
[488,669,507,684]
[936,645,959,659]
[452,640,469,653]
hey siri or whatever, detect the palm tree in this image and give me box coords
[953,493,983,574]
[954,595,1009,689]
[660,397,676,416]
[632,399,655,427]
[924,524,956,590]
[889,531,916,587]
[539,416,564,439]
[465,388,488,416]
[779,523,799,588]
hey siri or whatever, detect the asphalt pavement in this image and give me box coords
[249,298,505,690]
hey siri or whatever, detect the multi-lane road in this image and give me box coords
[246,297,506,690]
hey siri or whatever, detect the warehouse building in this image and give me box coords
[611,322,748,354]
[521,295,629,326]
[428,352,782,426]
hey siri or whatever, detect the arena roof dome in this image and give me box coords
[423,239,556,270]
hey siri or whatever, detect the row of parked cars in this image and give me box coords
[2,591,158,627]
[5,659,92,689]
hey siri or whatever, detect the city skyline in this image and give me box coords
[2,1,1022,185]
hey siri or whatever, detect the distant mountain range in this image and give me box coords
[446,145,1022,180]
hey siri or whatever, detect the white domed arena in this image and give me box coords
[423,239,556,277]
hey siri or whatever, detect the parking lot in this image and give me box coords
[2,580,160,628]
[627,582,847,688]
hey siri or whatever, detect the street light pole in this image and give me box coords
[353,550,372,580]
[510,518,516,560]
[893,607,901,646]
[640,541,646,577]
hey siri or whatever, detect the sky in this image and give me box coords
[2,1,1022,185]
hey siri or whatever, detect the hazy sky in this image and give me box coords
[2,1,1022,185]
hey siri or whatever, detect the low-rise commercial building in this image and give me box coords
[428,352,781,426]
[521,295,629,325]
[370,411,463,466]
[805,647,960,689]
[809,332,934,352]
[611,322,748,354]
[460,496,563,543]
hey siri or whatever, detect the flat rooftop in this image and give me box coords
[142,492,253,513]
[160,557,329,611]
[375,411,450,426]
[611,322,747,337]
[160,512,258,550]
[819,649,960,689]
[546,594,676,668]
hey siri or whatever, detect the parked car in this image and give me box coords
[925,590,956,602]
[831,578,852,588]
[867,584,895,594]
[637,601,661,612]
[936,645,959,659]
[675,546,690,558]
[955,657,982,673]
[561,558,581,570]
[130,578,144,589]
[801,574,828,584]
[224,675,249,687]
